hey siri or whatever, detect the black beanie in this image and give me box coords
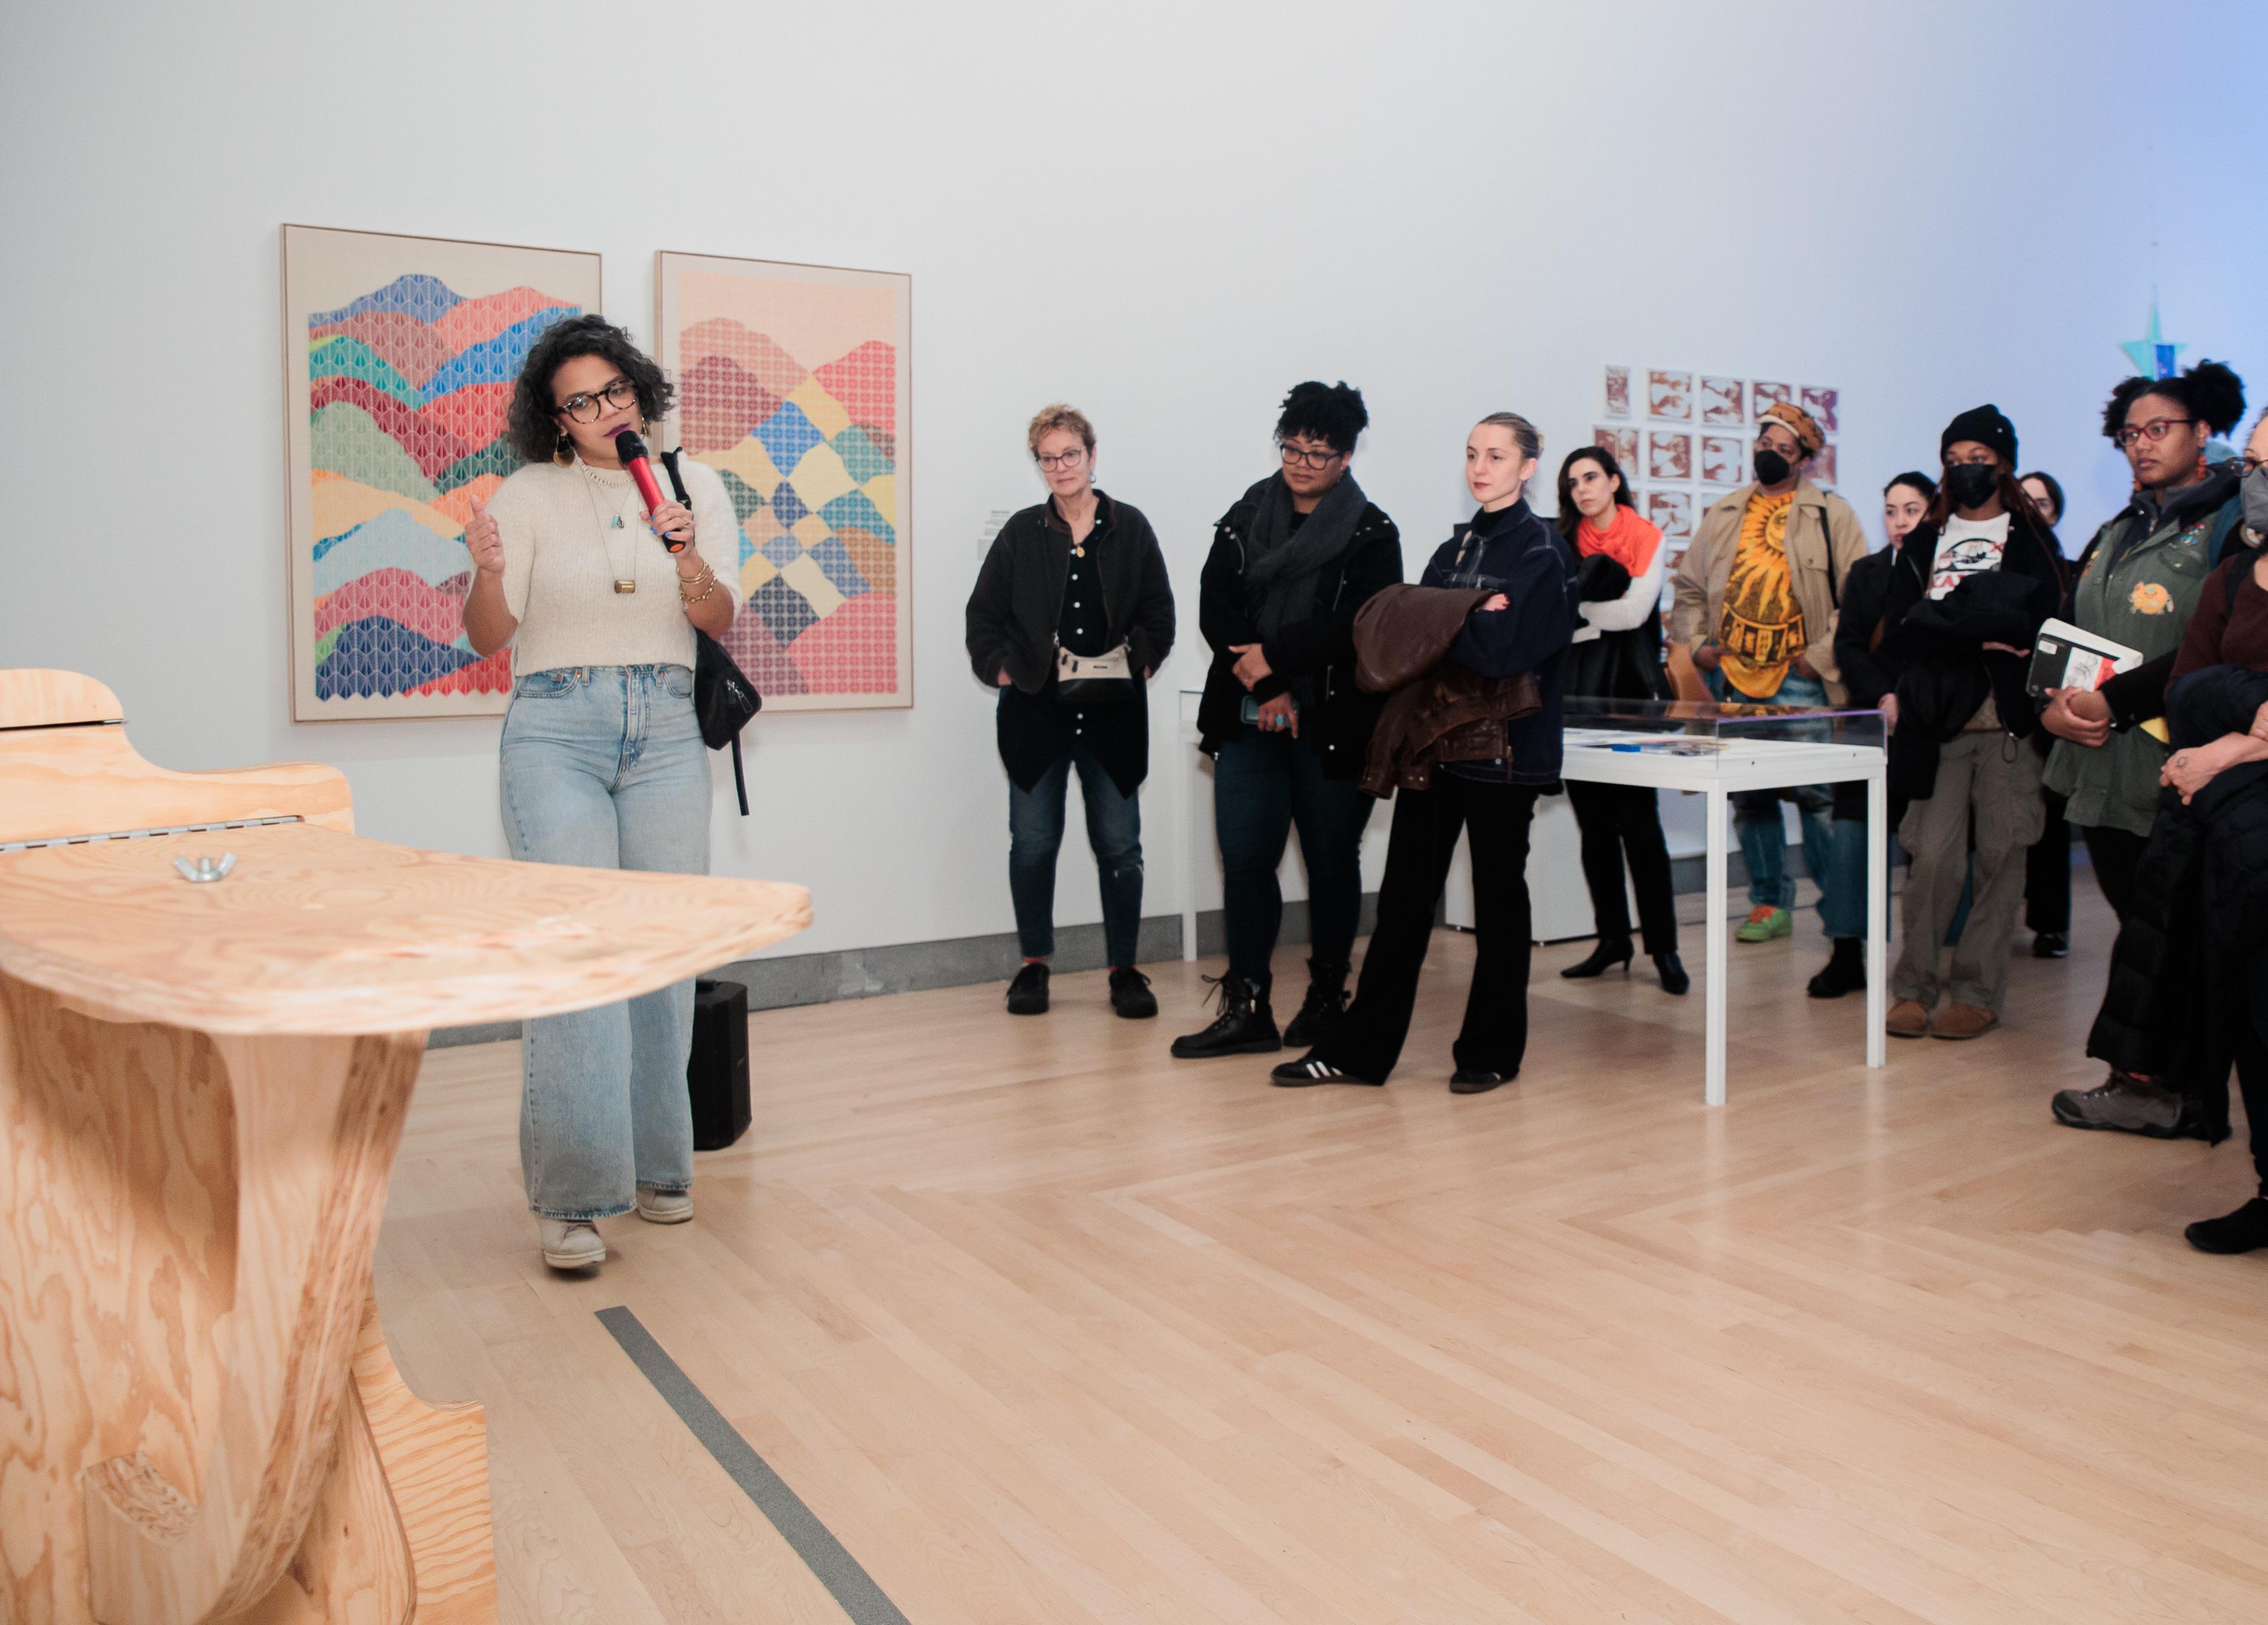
[1941,404,2017,467]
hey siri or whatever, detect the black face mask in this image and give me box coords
[1753,447,1793,486]
[1944,463,1999,511]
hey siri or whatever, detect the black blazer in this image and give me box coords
[964,491,1175,692]
[1194,490,1402,778]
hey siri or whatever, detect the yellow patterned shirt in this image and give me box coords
[1718,491,1804,699]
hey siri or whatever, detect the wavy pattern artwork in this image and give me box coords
[304,272,582,702]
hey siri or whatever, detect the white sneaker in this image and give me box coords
[635,1186,693,1225]
[537,1216,606,1269]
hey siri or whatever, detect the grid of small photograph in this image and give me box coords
[1597,365,1842,607]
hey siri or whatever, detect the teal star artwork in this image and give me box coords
[2121,301,2185,379]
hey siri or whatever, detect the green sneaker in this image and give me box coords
[1735,904,1792,942]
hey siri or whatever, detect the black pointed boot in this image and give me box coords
[1281,959,1351,1048]
[1169,973,1282,1059]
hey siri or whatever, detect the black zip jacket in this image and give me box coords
[1873,504,2068,740]
[1194,491,1402,779]
[1419,501,1582,786]
[965,491,1175,693]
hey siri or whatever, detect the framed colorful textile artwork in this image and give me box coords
[657,252,913,710]
[282,224,601,719]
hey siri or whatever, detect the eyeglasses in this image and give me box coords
[2236,454,2266,477]
[1279,442,1342,471]
[2114,416,2195,449]
[555,377,640,424]
[1035,447,1087,471]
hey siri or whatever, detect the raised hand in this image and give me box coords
[464,495,505,575]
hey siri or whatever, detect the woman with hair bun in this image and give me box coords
[1272,412,1580,1093]
[462,314,739,1271]
[2046,360,2251,1135]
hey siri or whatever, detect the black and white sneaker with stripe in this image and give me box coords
[1270,1057,1377,1087]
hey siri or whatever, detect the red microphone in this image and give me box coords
[612,429,686,552]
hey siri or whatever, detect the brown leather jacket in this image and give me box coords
[1353,585,1542,796]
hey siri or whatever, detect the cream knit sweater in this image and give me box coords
[485,453,739,677]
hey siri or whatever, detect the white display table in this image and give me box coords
[1560,725,1888,1105]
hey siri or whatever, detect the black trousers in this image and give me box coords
[1565,781,1678,955]
[2079,823,2150,923]
[2024,787,2072,934]
[1314,775,1539,1083]
[2236,984,2268,1194]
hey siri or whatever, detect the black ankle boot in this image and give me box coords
[1282,958,1351,1047]
[2186,1197,2268,1255]
[1653,951,1689,995]
[1560,937,1634,979]
[1807,937,1865,999]
[1170,973,1281,1058]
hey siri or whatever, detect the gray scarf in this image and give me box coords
[1242,470,1369,640]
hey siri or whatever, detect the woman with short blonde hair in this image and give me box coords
[966,405,1175,1018]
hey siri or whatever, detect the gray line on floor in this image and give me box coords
[596,1305,913,1625]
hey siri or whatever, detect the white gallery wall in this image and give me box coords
[5,1,2264,958]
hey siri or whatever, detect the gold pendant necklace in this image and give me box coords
[579,463,637,592]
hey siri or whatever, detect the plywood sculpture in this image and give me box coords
[0,670,811,1624]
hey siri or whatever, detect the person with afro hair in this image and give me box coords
[2045,359,2249,1137]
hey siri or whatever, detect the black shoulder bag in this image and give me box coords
[659,448,762,815]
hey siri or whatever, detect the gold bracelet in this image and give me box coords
[676,565,715,596]
[680,578,717,607]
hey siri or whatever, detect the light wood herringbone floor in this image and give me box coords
[373,882,2268,1625]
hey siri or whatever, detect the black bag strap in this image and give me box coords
[659,447,693,506]
[1818,495,1841,611]
[662,447,752,818]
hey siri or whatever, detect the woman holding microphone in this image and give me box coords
[461,314,738,1271]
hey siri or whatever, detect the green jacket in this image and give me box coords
[2043,471,2244,836]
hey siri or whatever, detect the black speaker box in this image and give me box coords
[688,978,751,1151]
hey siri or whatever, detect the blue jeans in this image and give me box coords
[1715,670,1867,940]
[1008,743,1143,968]
[1214,732,1374,985]
[500,665,710,1219]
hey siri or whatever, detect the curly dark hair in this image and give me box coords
[1275,380,1369,455]
[2101,358,2244,443]
[504,314,676,465]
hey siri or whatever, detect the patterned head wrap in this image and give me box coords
[1758,401,1824,456]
